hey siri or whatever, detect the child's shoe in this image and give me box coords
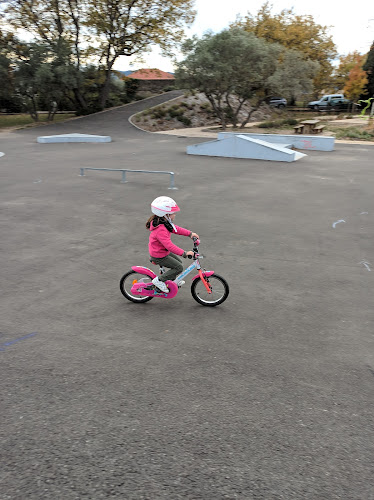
[152,276,169,293]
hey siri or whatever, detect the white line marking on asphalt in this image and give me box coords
[359,261,371,271]
[332,219,346,228]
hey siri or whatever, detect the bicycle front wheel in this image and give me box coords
[191,274,229,307]
[120,270,153,303]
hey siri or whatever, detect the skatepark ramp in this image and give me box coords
[218,132,335,151]
[37,133,111,143]
[187,134,307,162]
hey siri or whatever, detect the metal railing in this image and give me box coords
[79,168,177,189]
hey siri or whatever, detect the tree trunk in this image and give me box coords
[29,97,38,121]
[206,93,226,129]
[73,87,88,111]
[240,98,264,128]
[100,65,114,110]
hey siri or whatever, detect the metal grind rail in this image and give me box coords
[79,168,177,189]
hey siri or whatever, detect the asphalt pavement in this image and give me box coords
[1,94,374,499]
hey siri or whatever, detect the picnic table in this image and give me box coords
[294,119,325,135]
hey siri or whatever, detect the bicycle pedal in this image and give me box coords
[178,280,186,288]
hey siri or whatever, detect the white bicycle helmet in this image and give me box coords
[151,196,180,217]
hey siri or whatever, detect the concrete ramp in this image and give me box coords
[37,133,111,143]
[218,132,335,151]
[187,134,307,162]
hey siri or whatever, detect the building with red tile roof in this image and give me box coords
[128,68,174,80]
[127,68,175,92]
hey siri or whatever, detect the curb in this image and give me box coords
[128,94,184,134]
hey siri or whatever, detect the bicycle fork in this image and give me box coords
[197,264,212,294]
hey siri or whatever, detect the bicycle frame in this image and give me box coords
[173,257,213,293]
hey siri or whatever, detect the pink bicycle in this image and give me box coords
[120,238,229,307]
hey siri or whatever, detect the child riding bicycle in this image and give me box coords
[146,196,199,293]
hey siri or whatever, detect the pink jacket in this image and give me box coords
[149,221,191,258]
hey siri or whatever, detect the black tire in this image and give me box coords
[120,270,153,303]
[314,105,320,111]
[191,273,229,307]
[278,103,286,109]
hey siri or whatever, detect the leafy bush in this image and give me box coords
[178,115,191,126]
[0,97,24,113]
[151,107,167,119]
[258,118,298,128]
[258,121,277,128]
[282,118,298,126]
[200,103,212,111]
[124,77,139,99]
[332,127,374,140]
[169,108,183,118]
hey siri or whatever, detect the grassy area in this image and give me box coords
[327,126,374,140]
[0,113,76,130]
[258,118,298,129]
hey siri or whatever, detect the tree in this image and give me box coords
[343,53,368,102]
[86,0,195,108]
[333,52,362,90]
[12,43,53,120]
[232,2,337,96]
[176,29,318,129]
[267,50,319,106]
[0,30,16,111]
[1,0,196,109]
[1,0,89,110]
[362,41,374,99]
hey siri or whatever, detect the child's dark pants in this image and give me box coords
[150,253,184,282]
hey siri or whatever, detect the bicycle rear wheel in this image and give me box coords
[191,274,229,307]
[120,270,153,303]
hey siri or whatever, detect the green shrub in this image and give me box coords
[169,108,183,118]
[258,121,276,128]
[332,127,374,140]
[151,107,167,119]
[178,115,191,126]
[282,118,298,126]
[200,103,211,111]
[258,118,298,128]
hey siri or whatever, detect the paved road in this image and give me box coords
[1,96,374,499]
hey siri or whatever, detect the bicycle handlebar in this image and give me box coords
[188,237,200,258]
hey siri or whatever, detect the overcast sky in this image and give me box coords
[114,0,374,72]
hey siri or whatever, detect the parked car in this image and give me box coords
[307,94,351,111]
[268,97,287,108]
